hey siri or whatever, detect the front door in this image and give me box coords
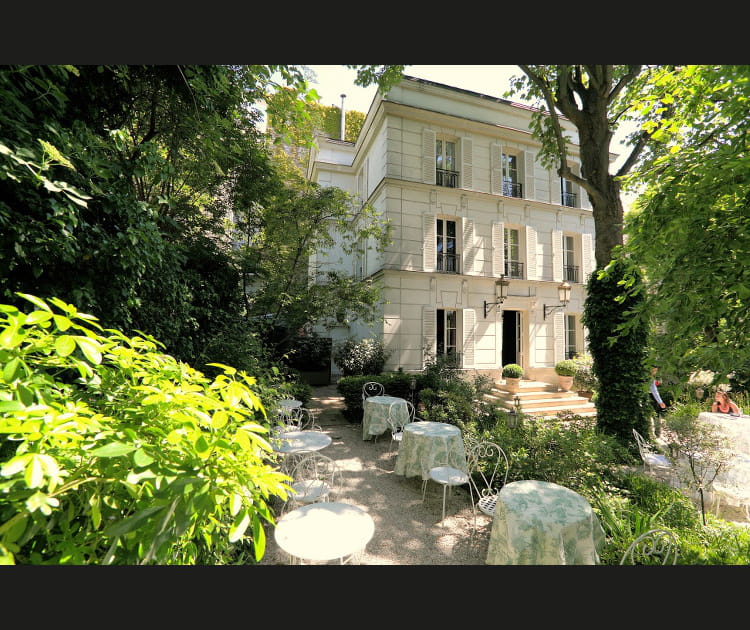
[502,310,520,366]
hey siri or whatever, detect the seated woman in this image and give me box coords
[711,390,741,416]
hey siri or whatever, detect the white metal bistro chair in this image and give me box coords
[466,441,509,531]
[362,381,385,406]
[620,528,679,565]
[283,452,340,513]
[633,429,674,484]
[422,438,470,523]
[383,399,416,453]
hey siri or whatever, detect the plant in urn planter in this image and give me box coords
[554,359,577,392]
[502,363,524,393]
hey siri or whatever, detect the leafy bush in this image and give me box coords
[501,363,524,379]
[571,353,597,392]
[554,359,577,377]
[0,294,289,565]
[332,338,390,377]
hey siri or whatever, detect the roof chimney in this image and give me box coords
[340,94,346,141]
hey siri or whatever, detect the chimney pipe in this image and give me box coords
[340,94,346,140]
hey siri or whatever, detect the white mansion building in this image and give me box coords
[307,75,606,383]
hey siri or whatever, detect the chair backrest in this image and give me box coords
[290,452,340,500]
[467,441,509,500]
[295,408,321,431]
[620,528,678,565]
[362,381,385,403]
[632,429,651,461]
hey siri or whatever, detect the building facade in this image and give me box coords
[307,76,606,383]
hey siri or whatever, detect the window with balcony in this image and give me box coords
[504,227,524,278]
[436,309,460,365]
[565,314,578,360]
[502,153,522,198]
[436,218,459,273]
[436,138,458,188]
[561,178,577,207]
[563,234,579,283]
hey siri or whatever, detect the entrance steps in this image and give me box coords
[484,379,597,418]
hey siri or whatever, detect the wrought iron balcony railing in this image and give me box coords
[503,181,523,198]
[436,168,459,188]
[561,191,578,207]
[564,265,579,283]
[504,260,524,279]
[437,253,460,274]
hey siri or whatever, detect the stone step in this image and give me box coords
[484,379,597,418]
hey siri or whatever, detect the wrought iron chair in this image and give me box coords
[466,441,509,531]
[422,438,471,522]
[284,452,340,513]
[362,381,385,406]
[383,400,416,453]
[632,429,674,483]
[620,528,679,565]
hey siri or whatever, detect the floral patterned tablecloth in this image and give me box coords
[486,480,605,565]
[363,396,409,440]
[393,421,467,480]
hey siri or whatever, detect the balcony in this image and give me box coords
[564,265,579,283]
[436,168,459,188]
[503,181,523,198]
[504,260,524,279]
[561,191,578,207]
[437,253,460,274]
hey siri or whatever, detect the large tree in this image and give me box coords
[620,65,750,387]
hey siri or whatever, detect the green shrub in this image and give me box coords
[0,294,288,565]
[501,363,524,379]
[554,359,577,377]
[332,338,390,377]
[571,353,597,392]
[336,372,419,423]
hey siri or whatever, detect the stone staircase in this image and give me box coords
[484,379,597,418]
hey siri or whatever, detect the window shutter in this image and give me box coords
[552,230,563,282]
[422,306,436,368]
[553,311,565,363]
[462,308,476,368]
[582,232,594,282]
[492,222,505,277]
[461,137,473,190]
[422,128,436,184]
[423,214,436,272]
[462,217,476,275]
[525,225,537,280]
[524,151,536,200]
[490,143,503,194]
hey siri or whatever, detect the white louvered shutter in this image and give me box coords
[462,217,476,275]
[422,128,436,184]
[461,137,473,190]
[552,230,563,283]
[492,222,505,277]
[462,308,476,368]
[423,214,436,272]
[490,144,503,194]
[525,225,537,280]
[524,151,536,200]
[582,232,594,283]
[422,307,436,367]
[553,311,565,363]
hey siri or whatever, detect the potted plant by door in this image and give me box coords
[502,363,524,393]
[554,359,577,392]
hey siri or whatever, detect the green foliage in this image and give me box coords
[501,363,524,379]
[0,294,289,565]
[571,353,598,392]
[554,359,577,377]
[582,257,650,443]
[332,338,391,377]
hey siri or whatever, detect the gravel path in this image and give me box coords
[260,384,492,565]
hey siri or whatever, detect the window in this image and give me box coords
[436,309,460,365]
[504,227,523,278]
[561,178,577,207]
[502,153,522,198]
[436,218,459,273]
[565,314,577,360]
[436,138,458,188]
[563,235,579,283]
